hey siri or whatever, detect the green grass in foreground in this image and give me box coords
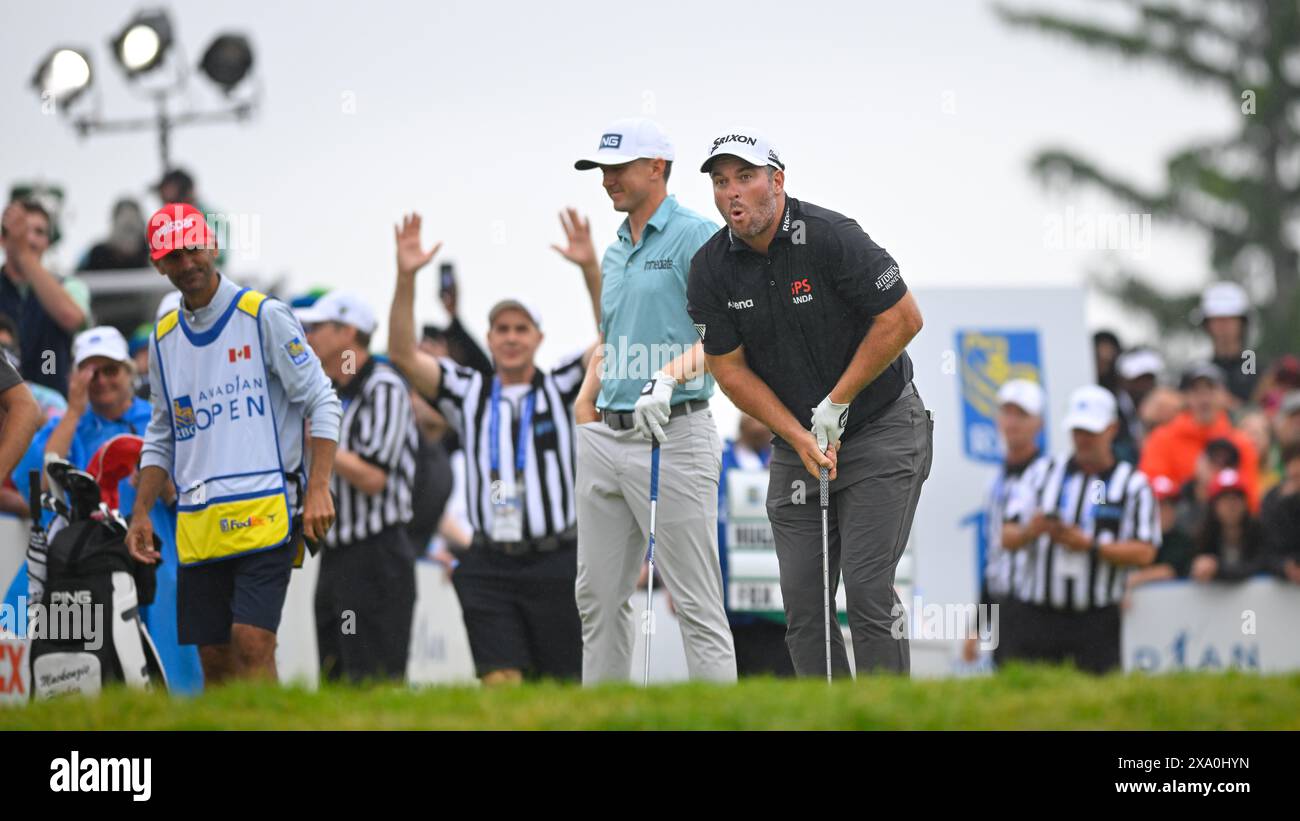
[2,665,1297,730]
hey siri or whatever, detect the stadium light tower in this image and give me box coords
[32,9,259,174]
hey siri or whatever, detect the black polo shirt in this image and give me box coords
[686,196,912,441]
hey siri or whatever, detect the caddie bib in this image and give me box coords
[153,288,291,565]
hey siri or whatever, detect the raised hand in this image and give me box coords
[550,207,597,269]
[1,203,28,255]
[394,213,443,278]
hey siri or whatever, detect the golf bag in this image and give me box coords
[27,462,168,699]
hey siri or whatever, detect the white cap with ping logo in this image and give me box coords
[574,118,675,170]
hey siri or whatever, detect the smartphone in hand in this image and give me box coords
[439,262,456,302]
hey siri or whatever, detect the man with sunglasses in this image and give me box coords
[30,326,204,692]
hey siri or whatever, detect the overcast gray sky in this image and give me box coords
[3,0,1236,376]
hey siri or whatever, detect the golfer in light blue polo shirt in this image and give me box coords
[553,117,737,684]
[595,193,717,412]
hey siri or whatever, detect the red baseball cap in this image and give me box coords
[1150,475,1180,502]
[147,202,214,261]
[1207,468,1246,502]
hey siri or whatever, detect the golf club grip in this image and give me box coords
[649,437,660,501]
[819,467,829,507]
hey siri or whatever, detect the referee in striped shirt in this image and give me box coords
[386,214,596,684]
[964,379,1050,667]
[1000,385,1159,673]
[300,290,419,683]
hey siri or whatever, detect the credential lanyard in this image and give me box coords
[488,377,536,484]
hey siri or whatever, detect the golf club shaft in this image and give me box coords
[820,466,831,684]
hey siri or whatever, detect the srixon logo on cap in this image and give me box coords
[710,134,758,154]
[600,133,622,149]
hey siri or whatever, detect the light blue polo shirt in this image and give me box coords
[598,195,720,411]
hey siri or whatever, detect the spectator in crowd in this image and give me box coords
[1093,330,1121,393]
[387,213,596,684]
[301,291,420,683]
[1140,363,1260,512]
[1197,282,1256,406]
[1138,385,1183,433]
[1260,443,1300,585]
[1125,475,1196,596]
[1237,409,1277,493]
[1272,391,1300,453]
[1113,347,1163,464]
[0,311,65,423]
[1000,385,1158,674]
[0,199,91,395]
[1190,469,1270,582]
[1177,438,1243,533]
[420,325,449,358]
[1253,354,1300,416]
[19,326,203,692]
[78,198,149,271]
[716,413,792,677]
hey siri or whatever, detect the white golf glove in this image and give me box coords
[810,394,850,452]
[634,370,676,442]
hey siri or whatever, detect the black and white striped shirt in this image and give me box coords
[982,453,1049,602]
[327,356,418,547]
[436,353,586,541]
[1009,456,1160,610]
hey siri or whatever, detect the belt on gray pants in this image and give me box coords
[600,398,709,431]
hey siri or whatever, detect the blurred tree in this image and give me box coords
[995,0,1300,362]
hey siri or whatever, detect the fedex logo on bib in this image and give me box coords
[220,513,275,533]
[171,376,269,441]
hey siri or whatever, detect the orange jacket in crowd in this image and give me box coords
[1138,410,1260,511]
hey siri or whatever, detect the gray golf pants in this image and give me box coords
[766,382,933,678]
[575,406,738,684]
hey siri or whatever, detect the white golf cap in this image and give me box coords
[1062,385,1118,434]
[488,299,543,330]
[700,127,785,173]
[1200,281,1249,320]
[73,326,130,367]
[574,118,675,170]
[1117,348,1164,381]
[155,290,181,321]
[297,290,378,335]
[996,379,1045,417]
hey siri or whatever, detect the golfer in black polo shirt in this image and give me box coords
[687,129,932,677]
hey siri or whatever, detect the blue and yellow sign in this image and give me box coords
[956,330,1046,463]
